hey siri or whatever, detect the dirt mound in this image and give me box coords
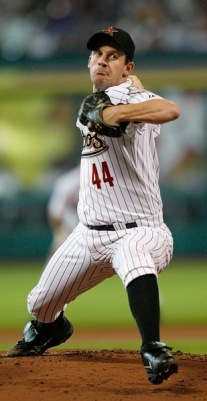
[1,349,206,401]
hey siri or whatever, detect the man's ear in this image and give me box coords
[126,61,135,74]
[123,61,134,77]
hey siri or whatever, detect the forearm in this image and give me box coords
[102,99,180,125]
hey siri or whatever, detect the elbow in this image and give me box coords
[170,103,180,121]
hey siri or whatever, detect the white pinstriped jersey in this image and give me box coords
[76,82,163,228]
[26,82,174,323]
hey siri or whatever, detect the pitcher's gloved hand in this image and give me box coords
[78,91,127,137]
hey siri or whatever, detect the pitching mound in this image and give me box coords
[1,349,207,401]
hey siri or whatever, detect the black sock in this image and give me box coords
[36,311,64,336]
[126,274,160,346]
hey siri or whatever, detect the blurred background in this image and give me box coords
[0,0,207,353]
[0,0,207,259]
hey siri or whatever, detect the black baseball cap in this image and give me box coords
[87,26,135,61]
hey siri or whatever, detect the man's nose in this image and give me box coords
[98,56,107,65]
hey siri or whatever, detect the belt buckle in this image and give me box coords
[113,222,127,231]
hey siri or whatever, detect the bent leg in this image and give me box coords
[28,223,114,322]
[113,226,177,384]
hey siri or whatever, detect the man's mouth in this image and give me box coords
[95,70,107,76]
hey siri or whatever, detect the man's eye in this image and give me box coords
[110,54,118,59]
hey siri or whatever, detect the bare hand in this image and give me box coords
[127,75,144,91]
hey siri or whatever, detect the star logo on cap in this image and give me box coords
[102,26,118,36]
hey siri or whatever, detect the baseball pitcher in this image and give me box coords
[8,26,180,385]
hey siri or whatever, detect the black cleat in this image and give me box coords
[141,341,178,384]
[7,316,74,357]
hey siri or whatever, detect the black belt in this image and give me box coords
[86,222,138,231]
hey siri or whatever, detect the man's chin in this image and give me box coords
[94,82,109,91]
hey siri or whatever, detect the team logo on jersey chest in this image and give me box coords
[81,131,108,158]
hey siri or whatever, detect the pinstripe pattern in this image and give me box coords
[77,82,163,228]
[26,81,174,323]
[28,223,115,322]
[27,221,173,322]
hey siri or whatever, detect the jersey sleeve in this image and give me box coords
[105,83,162,106]
[105,83,162,138]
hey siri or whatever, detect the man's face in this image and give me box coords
[88,44,134,91]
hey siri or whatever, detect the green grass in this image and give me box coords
[0,262,43,328]
[1,258,207,354]
[2,340,206,354]
[158,258,207,325]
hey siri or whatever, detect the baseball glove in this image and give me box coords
[78,91,127,138]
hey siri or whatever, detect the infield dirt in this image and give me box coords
[0,326,207,401]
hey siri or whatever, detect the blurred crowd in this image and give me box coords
[0,0,207,62]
